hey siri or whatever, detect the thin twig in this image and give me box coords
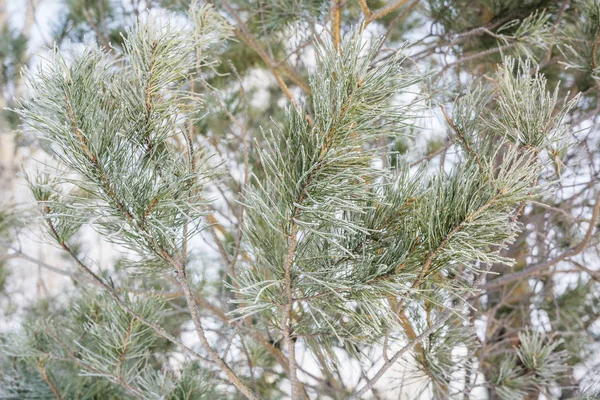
[332,0,342,52]
[220,0,309,106]
[37,360,63,400]
[366,0,410,25]
[410,140,452,167]
[82,8,111,52]
[358,0,370,18]
[351,308,454,398]
[228,63,250,280]
[541,0,570,66]
[0,238,89,282]
[382,0,420,44]
[484,193,600,290]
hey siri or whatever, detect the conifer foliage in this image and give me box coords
[0,0,599,399]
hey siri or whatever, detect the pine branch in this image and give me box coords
[282,222,301,399]
[440,105,484,170]
[7,4,596,398]
[38,205,216,368]
[37,360,63,400]
[417,190,501,282]
[41,318,146,399]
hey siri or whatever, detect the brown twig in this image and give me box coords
[358,0,370,18]
[409,140,452,167]
[332,0,343,52]
[37,360,63,400]
[366,0,410,25]
[440,105,485,171]
[220,0,310,107]
[541,0,570,66]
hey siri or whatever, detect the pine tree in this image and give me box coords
[0,1,599,399]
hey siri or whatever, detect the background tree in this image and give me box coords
[0,0,599,399]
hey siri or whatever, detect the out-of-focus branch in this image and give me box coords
[382,0,420,44]
[484,193,600,290]
[82,9,112,52]
[358,0,370,18]
[220,0,310,107]
[365,0,410,26]
[0,238,90,282]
